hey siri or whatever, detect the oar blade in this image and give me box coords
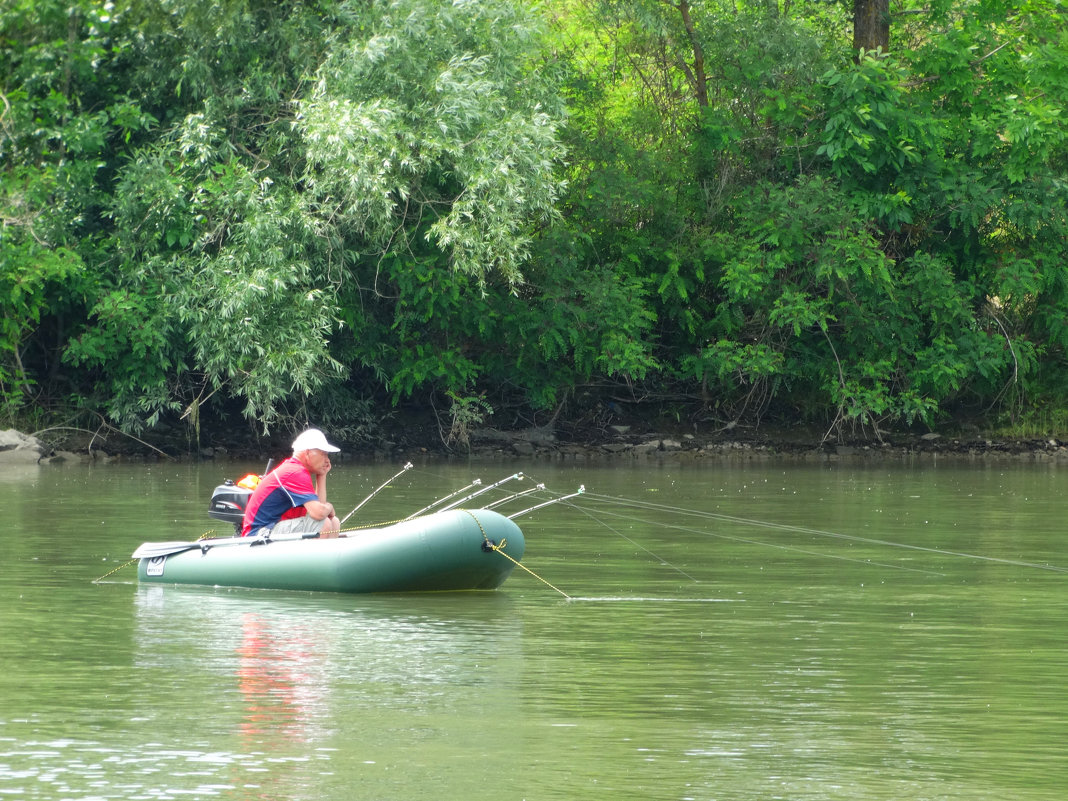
[131,541,200,559]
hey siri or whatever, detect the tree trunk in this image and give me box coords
[853,0,889,54]
[676,0,708,107]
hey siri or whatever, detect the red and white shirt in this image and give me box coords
[241,457,318,536]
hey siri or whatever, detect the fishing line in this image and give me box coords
[566,596,743,603]
[568,502,702,582]
[340,462,413,525]
[518,479,933,577]
[515,477,891,578]
[567,501,944,575]
[580,492,1068,574]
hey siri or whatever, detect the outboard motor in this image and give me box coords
[207,479,254,534]
[207,461,273,534]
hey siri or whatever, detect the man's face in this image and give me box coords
[301,448,332,474]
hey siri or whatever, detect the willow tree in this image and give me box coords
[291,0,568,432]
[298,0,566,286]
[3,0,568,433]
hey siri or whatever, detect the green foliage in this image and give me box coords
[444,390,493,452]
[104,141,347,429]
[3,0,1068,444]
[699,176,1020,430]
[818,55,928,180]
[0,234,85,408]
[3,0,571,434]
[298,0,567,285]
[63,284,183,429]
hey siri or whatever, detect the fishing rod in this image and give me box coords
[483,483,546,510]
[340,462,414,525]
[437,473,525,512]
[508,485,585,519]
[403,479,482,520]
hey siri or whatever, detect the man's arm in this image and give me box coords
[305,465,334,520]
[303,498,336,521]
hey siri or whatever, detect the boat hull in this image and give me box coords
[136,509,525,594]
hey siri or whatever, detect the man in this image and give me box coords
[241,428,342,539]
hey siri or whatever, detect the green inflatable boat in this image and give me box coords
[133,508,525,594]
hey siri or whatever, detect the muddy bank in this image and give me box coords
[462,425,1068,464]
[12,421,1068,466]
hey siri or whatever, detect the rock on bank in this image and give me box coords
[0,429,89,465]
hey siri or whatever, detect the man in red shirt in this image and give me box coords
[241,428,342,539]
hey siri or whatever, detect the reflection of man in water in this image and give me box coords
[241,428,342,539]
[236,612,323,750]
[237,614,301,741]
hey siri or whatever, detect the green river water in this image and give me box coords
[0,457,1065,800]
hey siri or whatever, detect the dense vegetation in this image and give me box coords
[3,0,1066,450]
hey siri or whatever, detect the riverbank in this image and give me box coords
[8,418,1068,465]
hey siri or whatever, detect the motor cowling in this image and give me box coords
[207,473,261,533]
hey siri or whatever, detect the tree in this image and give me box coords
[546,0,1068,435]
[3,0,570,433]
[4,0,1068,444]
[298,0,566,286]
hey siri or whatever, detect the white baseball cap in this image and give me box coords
[292,428,341,453]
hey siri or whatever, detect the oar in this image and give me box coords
[132,529,323,560]
[339,462,414,525]
[132,534,266,560]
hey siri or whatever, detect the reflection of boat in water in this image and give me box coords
[132,469,582,595]
[131,583,526,793]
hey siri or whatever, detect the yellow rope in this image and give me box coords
[93,559,136,583]
[461,509,571,599]
[339,517,409,535]
[94,528,223,583]
[485,541,571,599]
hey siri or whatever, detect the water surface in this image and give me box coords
[0,458,1065,800]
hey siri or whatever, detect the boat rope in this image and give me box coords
[338,517,409,534]
[488,544,571,599]
[94,529,223,583]
[461,509,571,599]
[93,559,136,583]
